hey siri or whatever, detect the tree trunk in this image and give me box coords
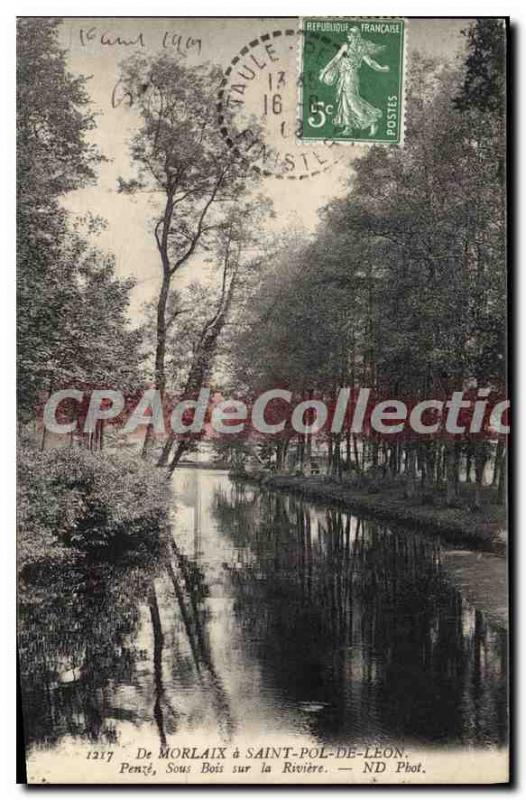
[493,439,504,487]
[332,433,342,480]
[352,435,362,475]
[473,442,488,511]
[167,439,189,475]
[40,425,48,452]
[345,429,351,469]
[160,226,240,472]
[143,274,171,458]
[466,443,474,483]
[445,443,457,506]
[405,446,417,499]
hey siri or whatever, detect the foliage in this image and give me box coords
[231,58,505,397]
[17,19,98,415]
[118,53,267,471]
[17,20,142,419]
[18,443,170,568]
[224,36,507,502]
[455,19,506,114]
[17,18,99,203]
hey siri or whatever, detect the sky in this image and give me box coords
[58,17,472,320]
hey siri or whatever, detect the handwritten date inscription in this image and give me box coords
[79,27,202,56]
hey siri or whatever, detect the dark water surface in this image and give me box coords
[19,468,507,753]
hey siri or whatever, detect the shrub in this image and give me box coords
[18,444,170,568]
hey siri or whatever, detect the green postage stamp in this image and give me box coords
[299,18,406,145]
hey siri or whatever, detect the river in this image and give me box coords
[19,467,507,764]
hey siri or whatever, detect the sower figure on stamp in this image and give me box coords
[319,27,389,137]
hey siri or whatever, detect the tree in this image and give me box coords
[36,219,144,451]
[118,54,261,458]
[159,203,268,472]
[223,42,506,505]
[17,19,101,418]
[455,19,506,115]
[17,20,143,445]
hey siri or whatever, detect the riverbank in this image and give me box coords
[234,472,507,555]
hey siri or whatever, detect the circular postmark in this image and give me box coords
[217,28,342,179]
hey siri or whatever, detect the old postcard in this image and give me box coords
[17,16,509,785]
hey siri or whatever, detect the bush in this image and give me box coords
[18,445,170,568]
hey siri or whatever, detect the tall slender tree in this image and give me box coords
[118,54,261,457]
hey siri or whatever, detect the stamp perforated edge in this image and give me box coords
[297,16,408,147]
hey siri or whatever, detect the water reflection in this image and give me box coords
[18,560,155,748]
[18,468,507,754]
[215,484,507,746]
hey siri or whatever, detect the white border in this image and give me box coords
[2,3,522,799]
